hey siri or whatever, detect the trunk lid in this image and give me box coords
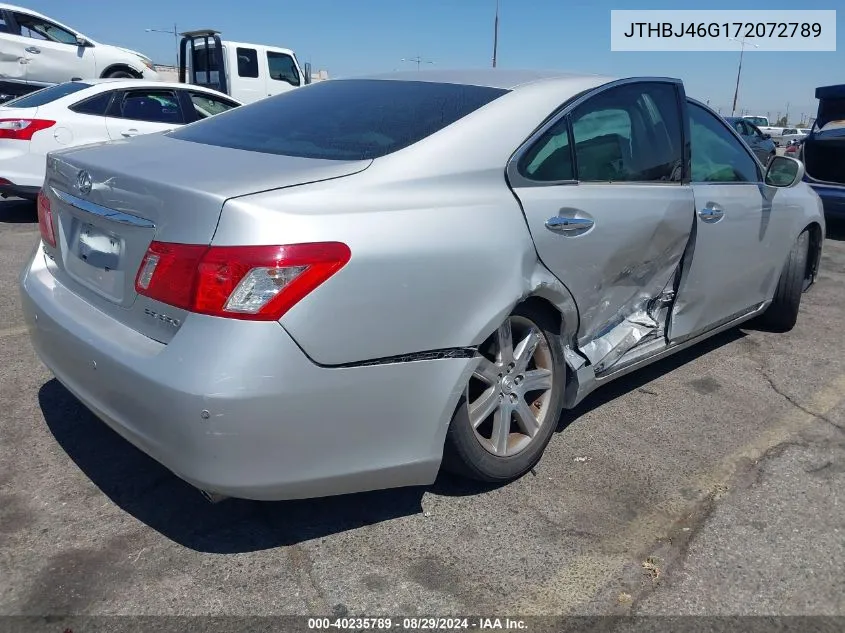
[42,133,371,342]
[804,84,845,186]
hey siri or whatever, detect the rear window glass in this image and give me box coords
[168,79,509,160]
[4,82,91,107]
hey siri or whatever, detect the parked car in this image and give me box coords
[779,128,808,146]
[725,116,777,164]
[801,84,845,220]
[0,79,241,200]
[20,70,825,502]
[0,3,159,102]
[742,115,784,139]
[178,29,311,104]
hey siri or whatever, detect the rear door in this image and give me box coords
[667,101,783,342]
[508,79,695,372]
[104,88,187,140]
[229,45,264,103]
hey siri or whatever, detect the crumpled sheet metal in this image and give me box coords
[580,310,659,373]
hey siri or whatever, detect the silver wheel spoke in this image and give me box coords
[513,328,541,373]
[497,320,514,364]
[469,387,499,429]
[473,357,500,386]
[514,400,541,438]
[522,368,553,392]
[491,403,512,454]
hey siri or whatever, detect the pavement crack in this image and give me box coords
[758,368,845,433]
[287,542,331,614]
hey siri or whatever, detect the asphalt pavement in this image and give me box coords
[1,198,843,623]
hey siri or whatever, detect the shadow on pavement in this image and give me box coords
[39,329,745,552]
[0,198,36,223]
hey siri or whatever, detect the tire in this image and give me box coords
[758,230,810,332]
[442,303,565,483]
[105,69,139,79]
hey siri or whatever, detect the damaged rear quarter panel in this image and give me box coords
[212,167,566,366]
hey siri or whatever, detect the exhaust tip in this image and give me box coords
[199,489,229,504]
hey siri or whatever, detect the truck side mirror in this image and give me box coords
[304,62,312,85]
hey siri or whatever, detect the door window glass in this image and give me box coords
[187,91,239,119]
[13,12,77,44]
[689,102,760,183]
[266,51,300,86]
[0,16,9,33]
[236,48,259,78]
[518,118,574,181]
[112,90,184,124]
[70,91,113,115]
[569,82,683,182]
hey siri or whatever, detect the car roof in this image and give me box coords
[70,79,240,99]
[347,68,616,91]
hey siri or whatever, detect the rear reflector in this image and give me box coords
[36,189,56,247]
[135,242,351,321]
[0,118,55,140]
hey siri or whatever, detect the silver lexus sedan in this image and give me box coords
[20,70,825,501]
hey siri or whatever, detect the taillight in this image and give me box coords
[135,241,351,321]
[36,189,56,247]
[0,119,55,141]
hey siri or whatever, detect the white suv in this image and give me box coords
[0,4,159,101]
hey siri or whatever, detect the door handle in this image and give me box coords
[545,216,594,233]
[121,129,139,137]
[25,46,41,54]
[697,204,724,223]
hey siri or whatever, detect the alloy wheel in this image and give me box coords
[468,315,556,457]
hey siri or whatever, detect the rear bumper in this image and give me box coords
[0,183,39,200]
[807,182,845,219]
[19,246,474,500]
[0,152,46,196]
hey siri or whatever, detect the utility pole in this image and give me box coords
[785,102,790,125]
[401,56,434,71]
[730,37,758,117]
[492,0,500,68]
[145,23,179,67]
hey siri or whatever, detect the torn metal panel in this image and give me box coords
[580,310,659,373]
[580,274,680,375]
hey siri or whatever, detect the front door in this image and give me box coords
[668,101,778,342]
[0,12,29,89]
[509,79,695,371]
[104,88,187,140]
[9,10,95,85]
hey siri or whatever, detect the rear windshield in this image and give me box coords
[168,79,509,160]
[3,82,92,108]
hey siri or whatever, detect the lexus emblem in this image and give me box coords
[76,170,92,195]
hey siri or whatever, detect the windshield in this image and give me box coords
[744,116,768,127]
[168,79,509,160]
[3,82,92,108]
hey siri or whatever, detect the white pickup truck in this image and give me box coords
[742,115,785,140]
[178,30,312,104]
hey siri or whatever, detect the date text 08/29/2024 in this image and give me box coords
[307,617,528,630]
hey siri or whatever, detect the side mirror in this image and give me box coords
[76,36,91,47]
[762,133,771,140]
[303,62,312,85]
[765,155,804,187]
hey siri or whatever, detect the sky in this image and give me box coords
[22,0,845,124]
